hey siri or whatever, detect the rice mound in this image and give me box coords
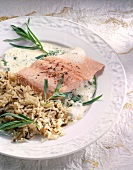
[0,71,72,142]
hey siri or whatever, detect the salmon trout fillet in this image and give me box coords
[17,54,104,94]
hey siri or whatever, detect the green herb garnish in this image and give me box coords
[44,79,48,101]
[4,18,48,53]
[0,113,37,131]
[6,68,10,71]
[13,57,17,60]
[51,74,66,98]
[35,50,65,60]
[4,37,26,42]
[35,54,47,60]
[63,92,72,99]
[44,74,66,102]
[54,74,64,93]
[9,43,39,50]
[52,92,66,98]
[1,59,8,66]
[92,75,97,98]
[71,94,83,102]
[88,76,97,98]
[47,50,61,56]
[82,95,102,106]
[43,74,102,106]
[93,75,96,86]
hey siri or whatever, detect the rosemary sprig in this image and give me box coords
[4,18,48,53]
[0,113,37,131]
[43,74,102,105]
[44,74,66,102]
[51,74,66,99]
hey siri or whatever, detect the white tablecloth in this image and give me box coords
[0,0,133,169]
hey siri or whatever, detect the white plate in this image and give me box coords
[0,16,126,159]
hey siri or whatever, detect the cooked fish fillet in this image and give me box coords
[17,50,104,95]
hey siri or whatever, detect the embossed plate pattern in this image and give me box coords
[0,16,126,159]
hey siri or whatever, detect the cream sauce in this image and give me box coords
[73,80,95,102]
[67,79,95,119]
[0,42,69,73]
[0,42,95,119]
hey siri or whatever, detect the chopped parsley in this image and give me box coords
[35,54,47,60]
[1,59,8,66]
[71,94,83,102]
[35,50,65,60]
[6,68,10,71]
[13,57,17,60]
[64,92,83,103]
